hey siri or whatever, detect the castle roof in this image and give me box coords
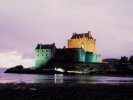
[36,43,56,49]
[71,31,93,39]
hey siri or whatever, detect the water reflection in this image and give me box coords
[77,76,133,84]
[54,74,64,83]
[1,68,133,84]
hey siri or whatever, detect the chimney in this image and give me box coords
[63,46,66,48]
[39,44,41,49]
[88,31,91,37]
[72,32,76,36]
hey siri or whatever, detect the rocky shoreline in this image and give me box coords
[1,83,133,100]
[4,63,133,76]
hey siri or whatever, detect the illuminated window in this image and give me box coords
[81,44,85,49]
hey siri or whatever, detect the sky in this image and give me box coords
[0,0,133,68]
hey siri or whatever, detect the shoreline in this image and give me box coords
[1,83,133,100]
[4,63,133,76]
[4,68,133,76]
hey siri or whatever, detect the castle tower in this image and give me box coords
[68,31,96,53]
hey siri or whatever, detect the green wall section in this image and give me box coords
[35,49,52,68]
[85,54,102,63]
[78,49,86,62]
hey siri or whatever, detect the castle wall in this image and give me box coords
[55,48,85,62]
[85,53,102,63]
[35,49,52,68]
[68,38,96,53]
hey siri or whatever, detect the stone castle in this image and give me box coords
[35,31,102,68]
[68,31,96,53]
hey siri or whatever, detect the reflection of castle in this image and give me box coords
[35,31,102,68]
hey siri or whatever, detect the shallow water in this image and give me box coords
[1,68,133,84]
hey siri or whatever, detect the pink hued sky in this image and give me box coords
[0,0,133,68]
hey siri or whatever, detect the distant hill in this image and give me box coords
[103,58,119,63]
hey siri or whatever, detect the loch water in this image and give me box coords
[1,68,133,84]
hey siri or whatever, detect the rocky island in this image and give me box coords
[4,31,133,75]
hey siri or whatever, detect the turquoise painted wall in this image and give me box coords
[85,54,101,63]
[35,49,52,68]
[78,49,85,62]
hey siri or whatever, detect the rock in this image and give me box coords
[4,65,24,73]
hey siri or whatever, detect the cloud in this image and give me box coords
[0,51,34,68]
[0,0,133,61]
